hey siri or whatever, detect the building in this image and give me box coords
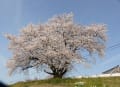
[102,65,120,74]
[75,65,120,78]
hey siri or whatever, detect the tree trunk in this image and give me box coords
[44,65,67,78]
[53,74,63,78]
[52,68,67,78]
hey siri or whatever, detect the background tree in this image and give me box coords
[6,13,107,78]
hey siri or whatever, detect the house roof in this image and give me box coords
[102,65,120,74]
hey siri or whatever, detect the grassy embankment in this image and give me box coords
[10,77,120,87]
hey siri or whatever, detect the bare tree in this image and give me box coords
[5,13,107,78]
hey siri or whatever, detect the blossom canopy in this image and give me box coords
[6,13,107,78]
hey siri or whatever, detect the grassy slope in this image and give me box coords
[10,77,120,87]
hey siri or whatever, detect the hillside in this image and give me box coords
[10,77,120,87]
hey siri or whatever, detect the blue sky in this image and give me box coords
[0,0,120,84]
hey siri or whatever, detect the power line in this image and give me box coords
[107,42,120,51]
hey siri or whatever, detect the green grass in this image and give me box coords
[10,77,120,87]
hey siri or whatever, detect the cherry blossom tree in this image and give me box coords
[5,13,107,78]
